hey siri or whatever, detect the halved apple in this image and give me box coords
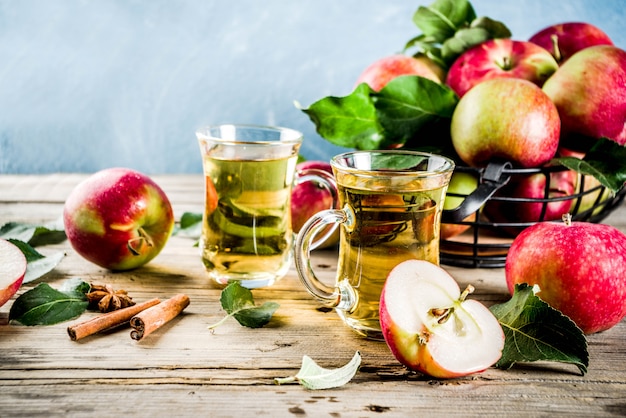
[0,239,27,308]
[379,260,504,378]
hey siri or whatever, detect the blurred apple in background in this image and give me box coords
[64,167,175,271]
[528,22,613,64]
[291,160,339,249]
[354,53,445,91]
[0,239,27,308]
[451,78,561,168]
[441,171,479,239]
[506,217,626,334]
[445,39,558,97]
[542,45,626,149]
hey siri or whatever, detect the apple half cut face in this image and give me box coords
[0,238,27,308]
[380,260,504,378]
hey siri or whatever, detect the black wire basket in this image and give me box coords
[439,162,626,268]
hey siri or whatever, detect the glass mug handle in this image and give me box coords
[294,205,358,312]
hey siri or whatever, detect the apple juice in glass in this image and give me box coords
[295,150,454,340]
[197,124,336,289]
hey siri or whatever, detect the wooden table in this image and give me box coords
[1,174,625,417]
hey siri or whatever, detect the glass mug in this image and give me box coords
[295,150,454,340]
[197,124,336,289]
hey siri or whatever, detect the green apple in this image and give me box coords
[441,171,479,239]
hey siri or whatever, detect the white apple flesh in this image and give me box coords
[380,260,504,378]
[0,239,27,308]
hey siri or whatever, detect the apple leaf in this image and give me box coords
[298,83,385,150]
[207,281,279,329]
[300,76,458,152]
[553,138,626,193]
[275,351,361,390]
[374,75,459,145]
[0,219,66,246]
[173,212,202,239]
[489,284,589,375]
[7,239,66,284]
[406,0,510,66]
[9,279,89,326]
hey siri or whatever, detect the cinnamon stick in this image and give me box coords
[129,294,190,341]
[67,298,161,341]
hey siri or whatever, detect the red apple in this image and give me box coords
[63,168,175,271]
[451,78,561,168]
[291,161,339,249]
[542,45,626,147]
[445,38,559,97]
[484,168,577,235]
[505,216,626,334]
[380,259,504,378]
[355,54,444,92]
[528,22,613,64]
[0,239,27,308]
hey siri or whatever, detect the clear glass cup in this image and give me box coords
[294,150,454,340]
[197,124,336,289]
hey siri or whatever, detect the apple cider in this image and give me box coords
[200,155,297,288]
[335,185,443,340]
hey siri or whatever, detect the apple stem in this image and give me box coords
[498,56,512,71]
[127,227,154,256]
[550,34,562,62]
[459,284,475,302]
[562,213,572,226]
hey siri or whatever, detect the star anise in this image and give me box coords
[86,283,135,313]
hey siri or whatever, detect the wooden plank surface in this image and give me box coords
[1,174,625,417]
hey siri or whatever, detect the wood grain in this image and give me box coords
[1,174,625,417]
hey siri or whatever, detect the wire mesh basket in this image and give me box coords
[439,162,626,268]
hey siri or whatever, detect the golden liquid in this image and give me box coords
[335,186,443,339]
[201,155,297,288]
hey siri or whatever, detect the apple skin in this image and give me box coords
[542,45,626,147]
[441,171,479,239]
[0,238,27,308]
[451,78,561,168]
[528,22,613,64]
[445,38,559,97]
[505,220,626,334]
[380,260,504,378]
[291,160,339,249]
[355,54,444,92]
[484,168,577,234]
[63,168,175,271]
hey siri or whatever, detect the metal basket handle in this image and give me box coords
[442,161,513,223]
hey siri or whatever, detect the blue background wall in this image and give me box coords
[1,0,624,174]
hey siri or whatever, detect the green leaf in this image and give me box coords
[413,0,476,42]
[7,239,66,284]
[173,212,203,239]
[374,75,458,145]
[298,83,386,150]
[207,281,279,329]
[0,219,66,246]
[553,138,626,193]
[9,280,89,326]
[489,284,589,375]
[275,351,361,390]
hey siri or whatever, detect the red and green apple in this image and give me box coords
[63,168,175,271]
[451,78,561,168]
[505,216,626,334]
[445,38,558,97]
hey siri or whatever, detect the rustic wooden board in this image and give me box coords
[1,174,625,417]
